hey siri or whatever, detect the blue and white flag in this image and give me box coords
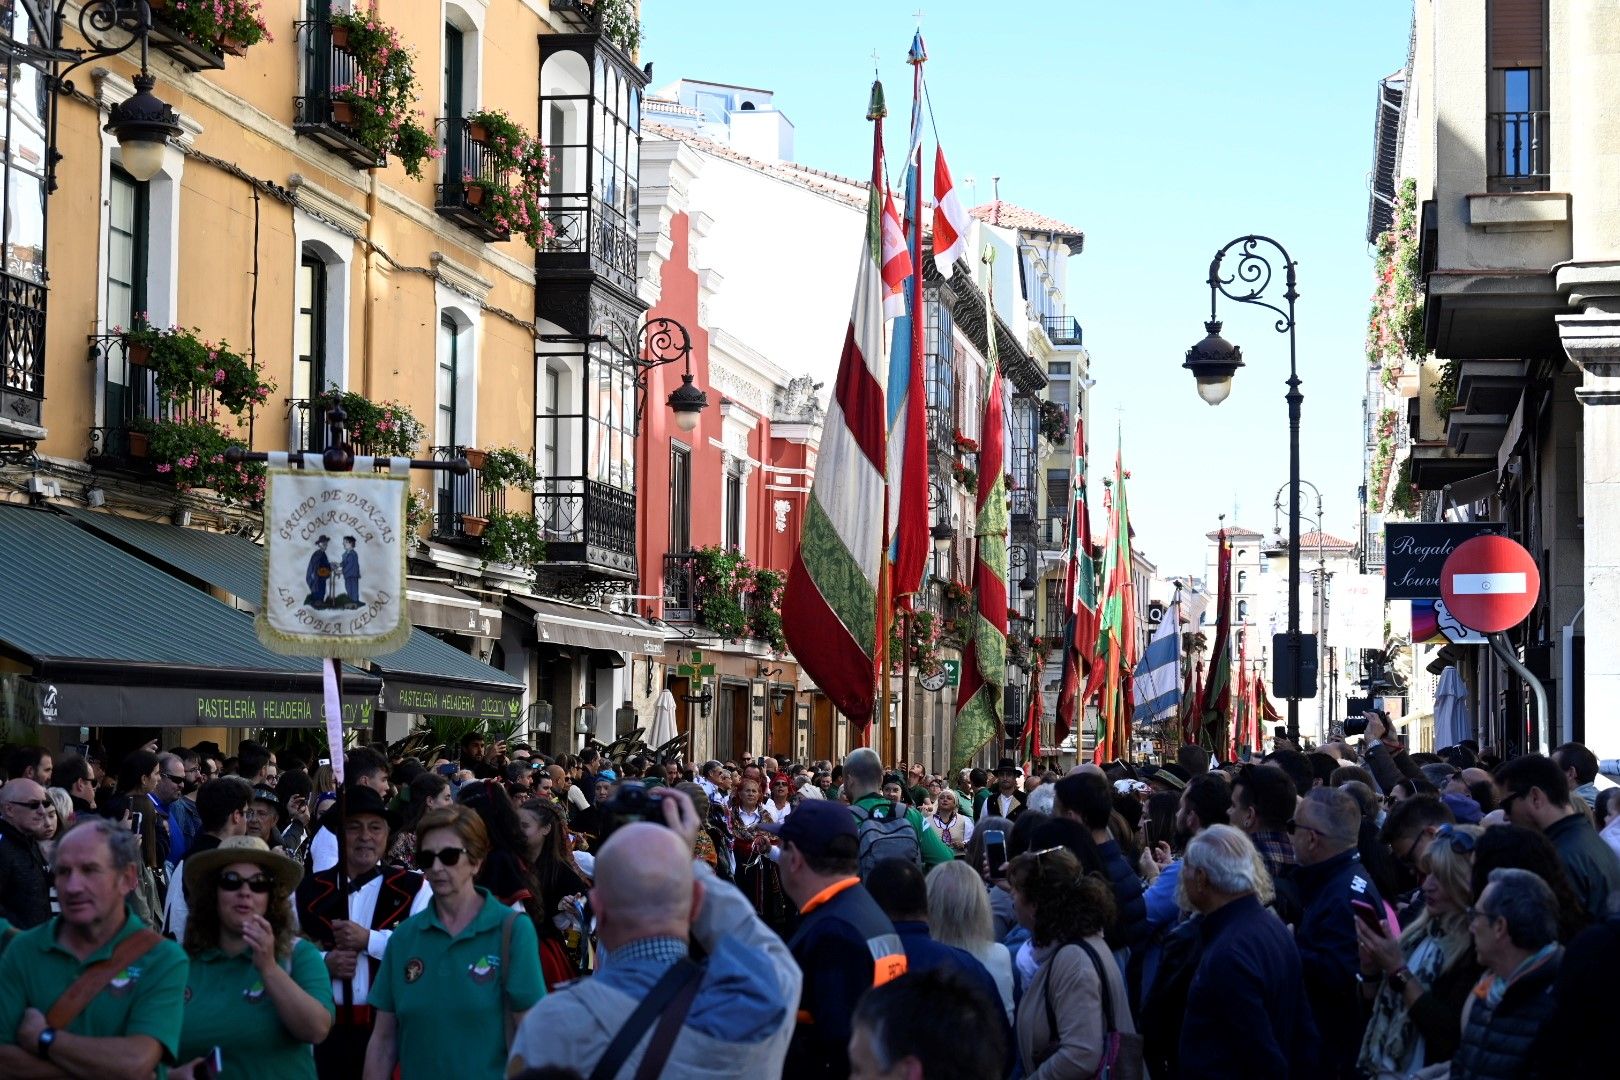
[1132,598,1182,725]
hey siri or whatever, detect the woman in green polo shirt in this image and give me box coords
[364,804,544,1080]
[169,836,334,1080]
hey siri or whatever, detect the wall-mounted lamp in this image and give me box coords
[574,703,596,735]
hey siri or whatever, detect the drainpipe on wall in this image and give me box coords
[1562,604,1584,746]
[362,170,380,393]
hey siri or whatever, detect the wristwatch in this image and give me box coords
[36,1027,56,1059]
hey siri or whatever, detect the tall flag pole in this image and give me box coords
[1133,595,1182,728]
[1082,443,1136,762]
[782,81,890,732]
[951,247,1009,770]
[1234,629,1251,757]
[1202,524,1234,758]
[885,30,930,609]
[1054,415,1098,744]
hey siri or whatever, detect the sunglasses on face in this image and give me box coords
[414,846,469,870]
[1285,818,1325,839]
[5,799,50,811]
[218,871,274,894]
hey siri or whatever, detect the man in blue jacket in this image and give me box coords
[1179,825,1317,1078]
[1290,785,1383,1079]
[767,799,906,1079]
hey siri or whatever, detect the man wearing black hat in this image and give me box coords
[766,799,906,1079]
[295,785,428,1080]
[977,759,1027,823]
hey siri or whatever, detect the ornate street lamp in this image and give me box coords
[1186,235,1306,742]
[104,70,182,182]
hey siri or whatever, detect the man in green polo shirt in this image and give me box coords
[843,748,955,870]
[0,816,188,1079]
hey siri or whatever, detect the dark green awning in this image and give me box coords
[63,507,524,719]
[0,506,380,727]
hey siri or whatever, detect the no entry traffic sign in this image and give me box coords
[1440,535,1540,633]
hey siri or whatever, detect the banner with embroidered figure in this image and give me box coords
[257,465,411,658]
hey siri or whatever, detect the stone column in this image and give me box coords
[1558,310,1620,758]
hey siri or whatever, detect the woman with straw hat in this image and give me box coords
[170,836,333,1079]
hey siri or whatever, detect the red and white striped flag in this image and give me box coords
[881,188,911,320]
[782,83,891,732]
[932,145,970,277]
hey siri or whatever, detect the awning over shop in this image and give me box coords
[407,579,502,638]
[507,594,666,657]
[0,506,380,727]
[62,508,524,720]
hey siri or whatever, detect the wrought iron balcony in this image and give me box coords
[294,18,387,170]
[437,117,510,243]
[663,550,697,622]
[429,445,503,546]
[0,274,46,446]
[146,8,227,72]
[926,402,960,459]
[1487,111,1549,193]
[1041,315,1083,346]
[286,399,398,458]
[86,333,216,466]
[536,195,639,297]
[536,480,637,580]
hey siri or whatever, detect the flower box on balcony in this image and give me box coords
[332,100,357,126]
[127,343,153,367]
[463,447,489,469]
[462,514,488,537]
[127,431,150,458]
[468,121,490,144]
[330,24,352,50]
[463,182,488,207]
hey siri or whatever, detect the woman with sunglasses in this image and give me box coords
[1008,846,1132,1078]
[1355,823,1484,1078]
[364,804,544,1080]
[170,836,333,1079]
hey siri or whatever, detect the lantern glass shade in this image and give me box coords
[105,74,182,183]
[1194,376,1234,406]
[574,705,595,735]
[1183,320,1244,407]
[117,138,168,183]
[667,372,708,431]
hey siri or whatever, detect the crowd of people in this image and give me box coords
[0,719,1617,1078]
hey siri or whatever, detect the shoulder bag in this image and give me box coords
[1072,938,1145,1080]
[46,929,162,1029]
[587,957,704,1080]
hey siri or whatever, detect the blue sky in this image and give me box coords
[641,0,1411,575]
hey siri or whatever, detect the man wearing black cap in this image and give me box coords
[766,799,907,1079]
[295,785,428,1080]
[978,759,1027,823]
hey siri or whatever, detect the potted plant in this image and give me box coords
[480,508,546,568]
[462,513,488,537]
[477,446,539,492]
[122,323,273,417]
[311,388,426,457]
[326,6,441,179]
[150,0,273,54]
[461,178,488,206]
[134,416,266,507]
[464,108,525,151]
[455,112,554,248]
[463,447,488,470]
[582,0,643,54]
[127,429,151,458]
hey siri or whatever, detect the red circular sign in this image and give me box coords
[1440,536,1540,633]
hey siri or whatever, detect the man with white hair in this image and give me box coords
[507,787,799,1078]
[1177,825,1316,1079]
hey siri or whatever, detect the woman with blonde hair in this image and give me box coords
[927,859,1014,1019]
[1356,823,1485,1078]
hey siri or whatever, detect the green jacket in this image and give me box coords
[851,794,955,869]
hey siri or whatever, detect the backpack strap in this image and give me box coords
[46,929,162,1030]
[631,961,704,1080]
[589,958,704,1080]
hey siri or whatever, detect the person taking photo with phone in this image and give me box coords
[1355,824,1484,1078]
[170,836,333,1079]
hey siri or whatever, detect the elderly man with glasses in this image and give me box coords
[0,778,54,929]
[1451,867,1563,1079]
[1289,785,1386,1080]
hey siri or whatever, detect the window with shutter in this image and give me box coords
[1487,0,1548,192]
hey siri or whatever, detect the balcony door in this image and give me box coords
[1487,0,1547,191]
[104,168,148,444]
[443,23,465,182]
[293,252,328,451]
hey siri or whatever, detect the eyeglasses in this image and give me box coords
[414,846,468,869]
[1465,905,1497,924]
[164,774,187,784]
[1435,823,1477,854]
[1285,818,1325,839]
[4,799,50,811]
[1499,791,1525,815]
[218,871,274,894]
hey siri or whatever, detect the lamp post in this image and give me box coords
[1185,235,1304,743]
[1273,479,1331,744]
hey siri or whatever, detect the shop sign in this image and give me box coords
[383,683,524,720]
[1382,523,1503,599]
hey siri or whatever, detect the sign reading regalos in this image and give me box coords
[257,468,411,658]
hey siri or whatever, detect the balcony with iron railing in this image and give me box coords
[663,551,698,622]
[1041,314,1083,347]
[0,273,46,444]
[429,445,502,545]
[537,479,638,579]
[436,117,510,243]
[1487,111,1549,193]
[86,333,217,465]
[285,399,400,458]
[537,194,639,297]
[146,6,227,72]
[294,17,387,170]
